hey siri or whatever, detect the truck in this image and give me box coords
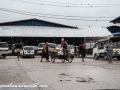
[93,36,120,60]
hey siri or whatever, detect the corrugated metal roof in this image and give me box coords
[106,24,120,28]
[110,16,120,23]
[0,18,78,29]
[0,26,112,37]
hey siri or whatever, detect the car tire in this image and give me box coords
[94,54,99,60]
[117,57,120,60]
[68,57,73,63]
[2,55,6,58]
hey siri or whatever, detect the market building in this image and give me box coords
[0,18,112,46]
[107,16,120,36]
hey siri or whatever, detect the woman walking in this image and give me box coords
[106,40,113,63]
[40,42,50,62]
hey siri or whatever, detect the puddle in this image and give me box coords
[59,73,69,76]
[59,80,71,82]
[76,77,94,83]
[65,80,71,81]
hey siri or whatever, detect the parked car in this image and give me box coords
[0,42,9,57]
[20,46,35,58]
[37,43,56,55]
[11,43,23,55]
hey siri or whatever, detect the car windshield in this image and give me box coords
[48,43,56,48]
[38,43,44,47]
[68,45,74,49]
[24,47,34,50]
[0,43,8,47]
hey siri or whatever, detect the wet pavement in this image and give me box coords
[0,56,120,90]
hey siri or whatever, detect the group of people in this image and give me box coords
[40,38,87,62]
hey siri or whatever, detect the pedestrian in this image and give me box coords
[79,42,87,62]
[40,42,50,62]
[106,40,113,63]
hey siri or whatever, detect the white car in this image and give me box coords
[0,42,9,57]
[20,46,35,58]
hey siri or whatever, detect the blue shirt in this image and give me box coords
[107,44,113,51]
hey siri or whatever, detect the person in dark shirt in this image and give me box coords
[79,42,87,62]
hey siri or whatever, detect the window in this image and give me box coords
[98,42,104,49]
[38,43,44,47]
[93,43,98,48]
[48,43,56,48]
[24,47,34,50]
[0,43,8,47]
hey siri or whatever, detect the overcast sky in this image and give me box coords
[0,0,120,28]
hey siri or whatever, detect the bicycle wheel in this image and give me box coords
[68,54,73,63]
[51,52,55,63]
[61,55,65,63]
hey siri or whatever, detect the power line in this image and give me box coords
[10,0,120,8]
[0,6,115,19]
[33,0,120,6]
[0,7,111,21]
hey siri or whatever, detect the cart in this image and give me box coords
[50,49,74,63]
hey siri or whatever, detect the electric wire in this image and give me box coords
[0,7,111,21]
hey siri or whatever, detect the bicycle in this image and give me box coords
[62,49,73,63]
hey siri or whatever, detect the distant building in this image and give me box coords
[107,16,120,36]
[0,18,112,46]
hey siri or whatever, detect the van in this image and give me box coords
[93,36,120,60]
[0,42,9,57]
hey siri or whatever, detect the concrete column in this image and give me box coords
[20,37,22,44]
[54,37,55,43]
